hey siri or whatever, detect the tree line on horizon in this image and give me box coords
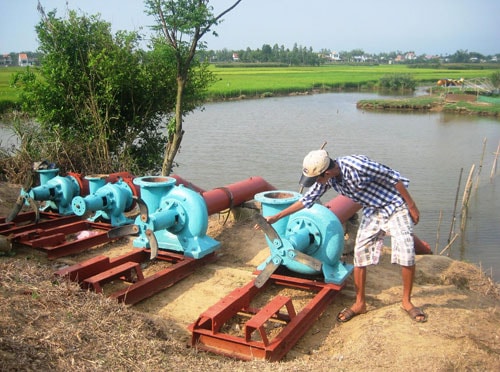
[4,46,499,68]
[198,45,499,66]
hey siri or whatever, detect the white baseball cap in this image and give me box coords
[299,149,331,187]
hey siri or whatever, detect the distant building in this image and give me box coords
[353,55,366,63]
[329,51,341,61]
[232,53,239,61]
[1,54,12,66]
[18,53,29,66]
[405,51,416,60]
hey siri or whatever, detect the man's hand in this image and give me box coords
[254,215,277,230]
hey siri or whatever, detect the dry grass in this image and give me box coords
[0,257,320,372]
[2,247,499,372]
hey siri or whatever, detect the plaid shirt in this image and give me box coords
[300,155,410,218]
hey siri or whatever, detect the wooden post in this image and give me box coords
[448,168,463,246]
[460,164,475,232]
[439,233,459,256]
[474,137,487,190]
[435,210,443,254]
[491,140,500,183]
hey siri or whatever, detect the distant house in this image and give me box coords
[18,53,28,66]
[232,53,239,61]
[1,54,12,66]
[329,51,342,61]
[405,52,416,60]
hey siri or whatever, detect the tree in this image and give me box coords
[261,44,272,62]
[14,7,180,174]
[449,49,470,63]
[145,0,242,176]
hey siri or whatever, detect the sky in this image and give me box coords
[1,0,499,56]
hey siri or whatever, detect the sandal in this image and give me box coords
[402,306,428,323]
[336,307,362,323]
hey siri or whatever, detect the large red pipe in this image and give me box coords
[201,177,276,215]
[170,174,206,194]
[324,195,432,255]
[172,175,276,215]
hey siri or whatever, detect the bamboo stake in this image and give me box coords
[448,168,463,245]
[474,137,486,190]
[435,209,443,254]
[461,164,475,208]
[460,164,475,232]
[491,140,500,183]
[440,233,459,256]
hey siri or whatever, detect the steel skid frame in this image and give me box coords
[189,271,345,362]
[55,248,217,305]
[0,211,115,259]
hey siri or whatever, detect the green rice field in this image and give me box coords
[0,67,23,103]
[0,64,498,108]
[207,64,498,99]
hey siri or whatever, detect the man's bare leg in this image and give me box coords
[337,266,367,321]
[401,265,426,322]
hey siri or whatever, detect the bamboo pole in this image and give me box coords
[440,233,459,256]
[435,209,443,254]
[448,168,463,245]
[474,137,486,190]
[491,140,500,183]
[460,164,475,232]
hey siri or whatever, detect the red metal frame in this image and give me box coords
[0,211,115,259]
[0,211,77,233]
[55,249,217,305]
[189,272,344,362]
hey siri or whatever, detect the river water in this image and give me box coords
[1,92,499,281]
[173,92,500,281]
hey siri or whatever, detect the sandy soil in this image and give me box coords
[1,182,499,371]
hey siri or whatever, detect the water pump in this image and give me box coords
[108,176,220,260]
[71,175,137,226]
[25,168,83,216]
[254,190,353,287]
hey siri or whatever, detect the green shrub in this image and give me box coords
[379,73,416,90]
[490,71,500,88]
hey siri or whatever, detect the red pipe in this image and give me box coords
[170,174,206,194]
[324,196,432,255]
[324,195,361,225]
[201,176,276,215]
[172,175,276,215]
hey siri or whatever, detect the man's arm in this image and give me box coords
[395,181,420,225]
[264,200,305,225]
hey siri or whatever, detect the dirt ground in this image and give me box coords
[1,181,499,371]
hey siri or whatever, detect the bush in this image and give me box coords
[379,73,416,91]
[490,71,500,88]
[0,99,20,114]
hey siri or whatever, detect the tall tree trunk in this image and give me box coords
[161,76,185,175]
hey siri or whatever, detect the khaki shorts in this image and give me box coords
[354,206,415,267]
